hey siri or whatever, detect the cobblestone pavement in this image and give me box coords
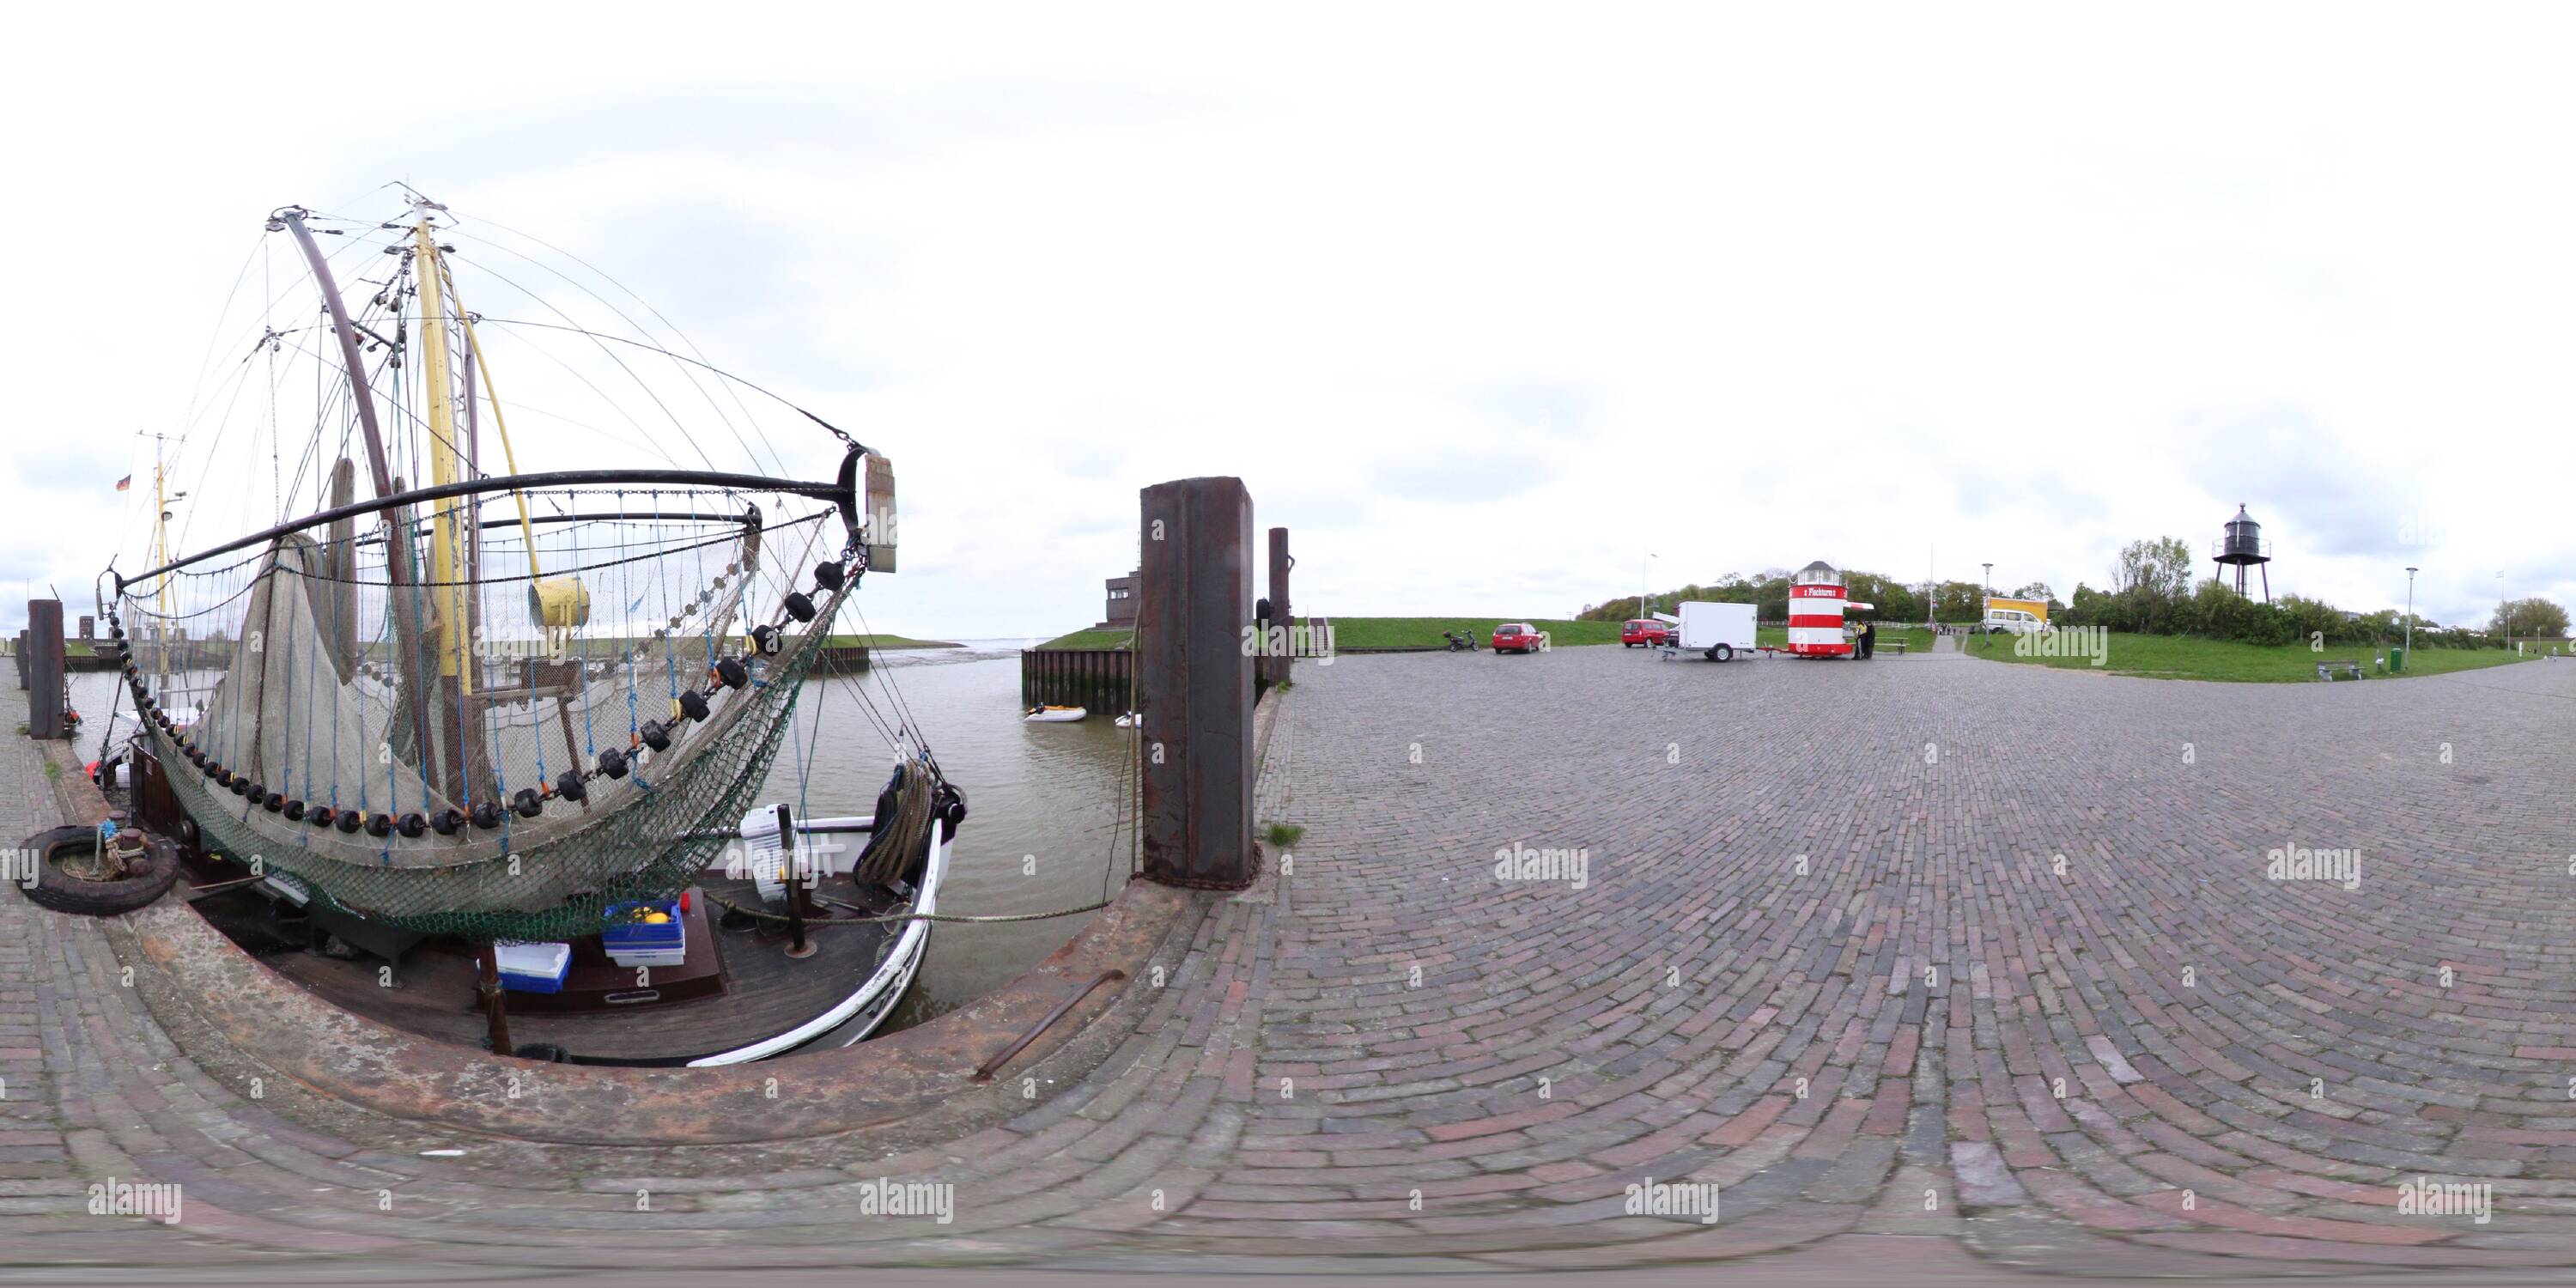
[8,647,2576,1279]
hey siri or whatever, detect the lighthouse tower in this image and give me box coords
[1787,560,1853,657]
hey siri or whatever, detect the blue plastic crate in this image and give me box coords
[601,900,684,951]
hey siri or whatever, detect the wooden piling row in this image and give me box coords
[1019,647,1134,714]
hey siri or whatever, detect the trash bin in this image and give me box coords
[2389,646,2405,673]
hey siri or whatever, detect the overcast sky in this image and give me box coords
[6,3,2573,639]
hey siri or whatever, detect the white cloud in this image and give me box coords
[5,2,2573,636]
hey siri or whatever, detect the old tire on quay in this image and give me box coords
[14,823,182,917]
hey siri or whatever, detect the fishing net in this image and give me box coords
[121,486,861,941]
[104,197,932,944]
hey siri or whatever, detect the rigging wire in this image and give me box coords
[447,216,778,464]
[443,228,781,479]
[440,251,720,473]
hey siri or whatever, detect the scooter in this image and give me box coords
[1442,630,1480,652]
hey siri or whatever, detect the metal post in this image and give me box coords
[1267,526,1292,686]
[477,944,513,1057]
[27,601,64,739]
[1138,477,1256,890]
[2404,567,2417,657]
[777,803,813,958]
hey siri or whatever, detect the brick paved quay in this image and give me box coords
[8,645,2576,1281]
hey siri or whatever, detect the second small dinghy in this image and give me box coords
[1024,705,1088,723]
[1112,712,1139,728]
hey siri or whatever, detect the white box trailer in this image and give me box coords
[1653,601,1759,661]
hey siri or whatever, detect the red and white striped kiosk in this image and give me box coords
[1786,560,1853,658]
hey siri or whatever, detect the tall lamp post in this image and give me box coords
[1643,551,1658,619]
[2403,567,2417,658]
[2497,570,2506,648]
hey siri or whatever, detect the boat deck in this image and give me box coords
[188,878,900,1063]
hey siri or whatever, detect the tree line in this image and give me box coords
[1584,537,2567,650]
[1580,572,2046,626]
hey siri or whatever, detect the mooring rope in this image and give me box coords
[693,887,1117,927]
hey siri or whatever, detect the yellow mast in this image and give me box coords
[412,220,475,690]
[149,432,174,681]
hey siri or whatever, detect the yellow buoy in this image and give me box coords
[527,576,592,629]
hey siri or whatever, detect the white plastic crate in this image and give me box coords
[495,942,572,993]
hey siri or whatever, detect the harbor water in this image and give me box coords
[69,639,1138,1035]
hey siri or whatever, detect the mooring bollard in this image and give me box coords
[1137,477,1256,890]
[27,602,65,738]
[1265,526,1292,690]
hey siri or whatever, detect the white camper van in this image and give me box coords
[1653,601,1760,662]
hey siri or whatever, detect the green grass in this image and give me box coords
[1876,627,1934,654]
[1040,618,1629,651]
[1262,822,1305,849]
[1963,629,2543,682]
[1327,617,1626,648]
[821,633,961,650]
[1036,628,1134,650]
[1040,619,1942,653]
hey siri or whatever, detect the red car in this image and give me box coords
[1621,619,1670,647]
[1492,623,1545,653]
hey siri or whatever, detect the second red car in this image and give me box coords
[1620,619,1670,647]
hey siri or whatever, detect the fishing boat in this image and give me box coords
[79,190,963,1065]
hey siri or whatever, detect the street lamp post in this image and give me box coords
[2497,570,2507,649]
[1643,552,1658,620]
[2403,568,2416,659]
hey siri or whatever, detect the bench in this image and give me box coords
[2315,659,2364,681]
[1880,640,1908,655]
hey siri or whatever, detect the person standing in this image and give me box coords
[1858,619,1876,659]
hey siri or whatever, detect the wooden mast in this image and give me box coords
[276,209,436,773]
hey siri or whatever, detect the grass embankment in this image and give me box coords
[1037,617,1631,651]
[1964,630,2544,682]
[1328,617,1625,648]
[1036,628,1136,650]
[823,634,962,650]
[1039,620,1942,653]
[1740,625,1932,653]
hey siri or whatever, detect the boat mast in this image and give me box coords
[275,208,438,769]
[149,431,173,683]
